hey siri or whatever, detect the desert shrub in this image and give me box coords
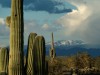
[65,52,92,69]
[76,52,92,69]
[48,59,63,75]
[94,56,100,69]
[66,55,77,69]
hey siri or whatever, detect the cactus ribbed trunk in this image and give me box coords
[9,0,24,75]
[50,32,56,62]
[26,33,37,75]
[51,32,54,50]
[0,48,9,74]
[51,32,56,58]
[34,36,45,75]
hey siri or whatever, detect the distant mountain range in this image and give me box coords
[24,40,100,57]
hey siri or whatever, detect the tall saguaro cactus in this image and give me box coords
[26,33,37,75]
[0,48,9,74]
[9,0,24,75]
[49,32,56,61]
[33,36,46,75]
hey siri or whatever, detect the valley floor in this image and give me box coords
[46,55,100,75]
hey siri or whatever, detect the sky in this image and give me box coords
[0,0,100,48]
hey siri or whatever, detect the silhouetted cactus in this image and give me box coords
[9,0,24,75]
[0,48,8,74]
[33,36,46,75]
[45,61,48,75]
[26,33,37,75]
[0,72,7,75]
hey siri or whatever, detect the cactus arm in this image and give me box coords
[6,16,11,27]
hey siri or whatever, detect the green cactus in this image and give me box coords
[9,0,24,75]
[26,33,37,75]
[0,48,9,74]
[33,36,46,75]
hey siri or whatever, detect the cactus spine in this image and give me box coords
[33,36,46,75]
[9,0,24,75]
[26,33,37,75]
[49,32,56,62]
[0,48,9,74]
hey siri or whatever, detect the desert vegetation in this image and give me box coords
[47,53,100,75]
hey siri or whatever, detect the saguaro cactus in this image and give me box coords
[49,32,56,61]
[26,33,37,75]
[0,48,9,74]
[33,36,46,75]
[9,0,24,75]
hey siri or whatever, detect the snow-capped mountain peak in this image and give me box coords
[46,40,85,46]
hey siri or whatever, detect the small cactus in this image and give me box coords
[0,48,9,74]
[49,32,56,62]
[26,33,37,75]
[33,36,46,75]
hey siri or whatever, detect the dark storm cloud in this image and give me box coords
[0,0,11,7]
[0,0,72,14]
[24,0,72,13]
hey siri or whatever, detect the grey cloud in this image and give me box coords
[81,15,100,47]
[0,0,72,14]
[0,0,11,7]
[24,0,72,13]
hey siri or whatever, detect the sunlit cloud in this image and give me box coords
[56,0,100,47]
[42,24,49,30]
[0,18,5,25]
[57,1,91,35]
